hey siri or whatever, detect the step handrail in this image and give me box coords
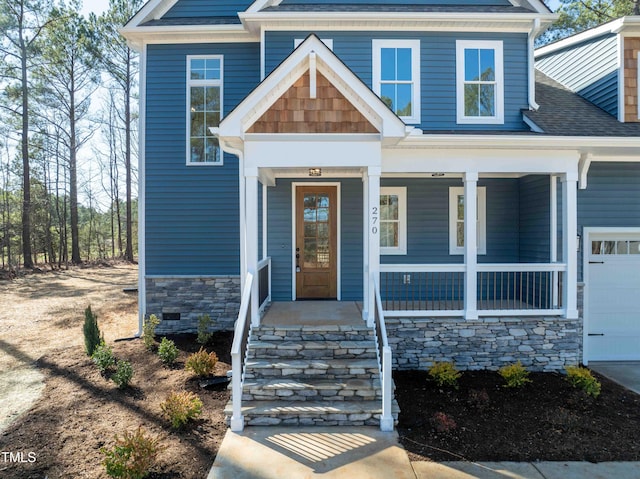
[230,272,254,432]
[373,273,394,432]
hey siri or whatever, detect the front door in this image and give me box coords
[296,186,338,299]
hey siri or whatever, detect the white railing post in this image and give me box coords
[230,272,254,432]
[464,172,479,320]
[373,275,394,432]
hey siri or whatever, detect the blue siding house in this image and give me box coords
[122,3,640,430]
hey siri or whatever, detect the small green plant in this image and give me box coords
[196,314,214,345]
[142,315,160,351]
[185,347,218,377]
[83,305,102,357]
[112,360,134,389]
[428,362,462,389]
[92,341,116,374]
[101,426,162,479]
[431,411,457,433]
[499,361,532,388]
[565,365,601,398]
[160,391,203,429]
[157,337,179,366]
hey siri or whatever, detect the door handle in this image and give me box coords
[588,333,604,336]
[588,261,604,264]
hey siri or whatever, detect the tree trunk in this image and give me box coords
[124,49,134,262]
[19,15,33,269]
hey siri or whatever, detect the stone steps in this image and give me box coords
[223,399,400,427]
[225,322,399,428]
[242,377,382,402]
[244,358,380,380]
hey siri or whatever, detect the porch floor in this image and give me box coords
[262,301,364,326]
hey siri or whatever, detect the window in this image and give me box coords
[449,186,486,255]
[456,40,504,124]
[372,40,420,124]
[187,55,223,165]
[380,187,407,255]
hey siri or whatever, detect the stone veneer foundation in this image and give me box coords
[385,316,582,372]
[146,276,241,334]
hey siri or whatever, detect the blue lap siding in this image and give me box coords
[265,31,529,131]
[145,43,260,276]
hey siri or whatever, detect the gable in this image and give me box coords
[248,71,379,134]
[278,0,514,6]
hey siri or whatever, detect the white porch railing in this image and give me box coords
[257,256,271,312]
[372,274,394,432]
[230,272,254,432]
[380,263,566,317]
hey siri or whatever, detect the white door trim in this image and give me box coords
[291,182,342,301]
[583,226,640,364]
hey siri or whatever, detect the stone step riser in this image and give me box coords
[244,370,379,380]
[247,349,378,360]
[252,332,374,342]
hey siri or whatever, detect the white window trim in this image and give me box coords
[456,40,504,125]
[449,186,486,255]
[294,38,333,50]
[380,186,407,255]
[186,54,224,166]
[372,39,421,124]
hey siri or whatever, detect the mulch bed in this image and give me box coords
[395,369,640,462]
[0,332,232,479]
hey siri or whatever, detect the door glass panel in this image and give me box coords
[629,241,640,254]
[603,241,616,254]
[302,193,331,269]
[616,241,629,255]
[591,241,602,255]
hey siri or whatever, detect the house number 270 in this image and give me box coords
[371,206,379,234]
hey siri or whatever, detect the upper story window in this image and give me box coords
[380,187,407,255]
[456,40,504,125]
[187,55,223,165]
[449,186,487,255]
[372,40,421,124]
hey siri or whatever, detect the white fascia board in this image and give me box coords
[534,18,625,58]
[218,35,405,140]
[120,26,257,48]
[244,139,382,170]
[125,0,177,28]
[240,12,556,34]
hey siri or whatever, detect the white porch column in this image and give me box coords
[550,175,559,308]
[262,183,267,261]
[367,167,381,326]
[562,172,579,319]
[464,172,478,320]
[362,174,370,321]
[245,168,260,326]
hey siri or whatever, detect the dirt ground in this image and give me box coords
[396,369,640,462]
[0,264,231,479]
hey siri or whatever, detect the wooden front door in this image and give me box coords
[295,186,338,299]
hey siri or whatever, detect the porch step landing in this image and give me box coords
[225,323,399,427]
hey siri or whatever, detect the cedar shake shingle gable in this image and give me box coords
[524,71,640,136]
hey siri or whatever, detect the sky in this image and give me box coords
[80,0,111,17]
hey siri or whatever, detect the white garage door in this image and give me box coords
[586,232,640,361]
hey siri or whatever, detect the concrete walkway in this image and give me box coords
[208,427,640,479]
[590,361,640,394]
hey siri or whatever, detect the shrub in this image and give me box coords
[160,391,203,429]
[101,426,162,479]
[196,314,214,345]
[428,362,462,389]
[92,341,116,374]
[467,388,490,410]
[185,347,218,377]
[157,337,179,366]
[112,360,134,389]
[499,361,532,388]
[431,412,457,433]
[565,365,601,398]
[142,315,160,351]
[83,305,101,357]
